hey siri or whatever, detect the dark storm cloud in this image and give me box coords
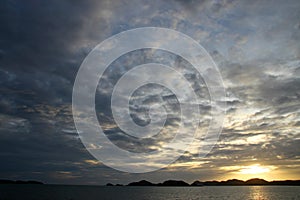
[0,0,120,183]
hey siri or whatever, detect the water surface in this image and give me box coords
[0,185,299,200]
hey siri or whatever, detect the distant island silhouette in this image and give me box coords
[0,179,43,185]
[1,178,299,186]
[107,178,300,187]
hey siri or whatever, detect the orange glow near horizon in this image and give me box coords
[238,164,273,175]
[220,164,280,181]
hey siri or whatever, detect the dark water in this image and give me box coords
[0,185,299,200]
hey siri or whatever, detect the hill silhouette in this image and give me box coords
[128,180,155,186]
[0,179,43,185]
[110,178,300,187]
[158,180,189,186]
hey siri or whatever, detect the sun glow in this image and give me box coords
[221,164,278,180]
[239,164,272,174]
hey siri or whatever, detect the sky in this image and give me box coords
[0,0,300,185]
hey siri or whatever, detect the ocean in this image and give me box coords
[0,185,299,200]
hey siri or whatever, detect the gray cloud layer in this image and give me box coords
[0,0,299,184]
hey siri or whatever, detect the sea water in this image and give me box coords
[0,185,299,200]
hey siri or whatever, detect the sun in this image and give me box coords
[239,164,272,175]
[221,164,283,181]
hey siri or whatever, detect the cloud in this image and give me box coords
[0,0,299,184]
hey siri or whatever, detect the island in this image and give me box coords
[107,178,300,187]
[0,179,43,185]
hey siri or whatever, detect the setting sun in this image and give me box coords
[220,164,279,181]
[239,164,273,175]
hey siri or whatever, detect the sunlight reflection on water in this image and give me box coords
[249,186,270,200]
